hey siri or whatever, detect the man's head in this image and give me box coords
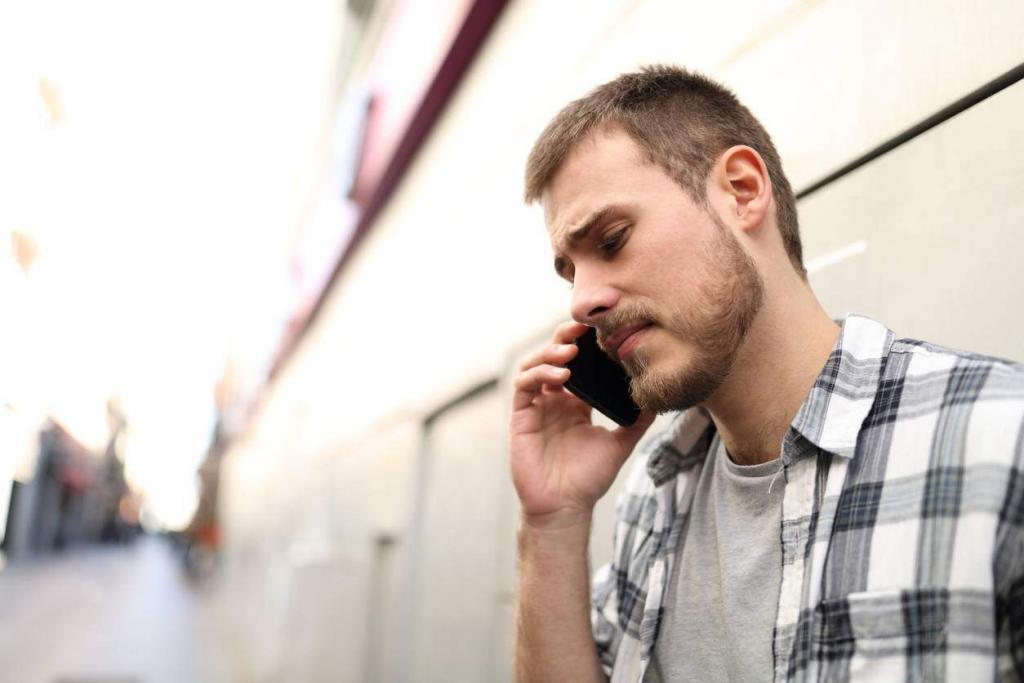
[526,65,802,275]
[526,66,802,413]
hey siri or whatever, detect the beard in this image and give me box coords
[597,214,765,413]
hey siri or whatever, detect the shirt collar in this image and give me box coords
[647,314,896,484]
[785,313,895,462]
[646,408,715,486]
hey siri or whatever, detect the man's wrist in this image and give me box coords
[519,506,593,533]
[517,508,593,562]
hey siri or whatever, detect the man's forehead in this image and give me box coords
[541,191,574,245]
[541,129,647,242]
[543,192,590,248]
[552,125,643,186]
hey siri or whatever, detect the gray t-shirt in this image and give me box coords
[645,436,785,682]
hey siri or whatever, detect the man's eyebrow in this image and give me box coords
[562,206,616,249]
[551,205,621,278]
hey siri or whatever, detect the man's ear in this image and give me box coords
[713,145,772,234]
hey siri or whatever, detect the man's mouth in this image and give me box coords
[603,322,653,361]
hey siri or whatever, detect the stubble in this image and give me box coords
[602,215,765,413]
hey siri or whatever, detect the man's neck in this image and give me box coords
[703,282,840,466]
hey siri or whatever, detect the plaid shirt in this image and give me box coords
[591,314,1024,682]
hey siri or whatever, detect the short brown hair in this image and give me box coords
[524,65,804,276]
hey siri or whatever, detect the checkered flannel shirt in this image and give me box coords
[591,314,1024,682]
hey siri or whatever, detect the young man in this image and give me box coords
[509,65,1024,682]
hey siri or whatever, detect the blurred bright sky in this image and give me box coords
[0,0,343,528]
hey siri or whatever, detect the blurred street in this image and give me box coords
[0,536,243,683]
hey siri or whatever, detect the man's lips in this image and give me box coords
[604,323,653,360]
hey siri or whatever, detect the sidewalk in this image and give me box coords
[0,535,245,683]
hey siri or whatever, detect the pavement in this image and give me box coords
[0,535,246,683]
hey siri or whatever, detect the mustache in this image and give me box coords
[596,302,662,354]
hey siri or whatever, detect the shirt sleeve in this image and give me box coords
[591,559,623,676]
[589,440,663,678]
[997,573,1024,679]
[995,416,1024,678]
[588,415,687,679]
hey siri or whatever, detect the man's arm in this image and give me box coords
[508,321,652,681]
[515,512,604,682]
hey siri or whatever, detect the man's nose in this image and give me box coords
[570,273,620,326]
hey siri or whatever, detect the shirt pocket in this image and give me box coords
[810,587,994,681]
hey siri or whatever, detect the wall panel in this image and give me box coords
[799,78,1024,361]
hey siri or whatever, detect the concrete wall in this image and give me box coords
[219,1,1024,680]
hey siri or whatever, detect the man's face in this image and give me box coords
[544,126,765,413]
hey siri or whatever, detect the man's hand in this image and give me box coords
[510,321,655,526]
[511,322,653,683]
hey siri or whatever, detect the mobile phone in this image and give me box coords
[564,327,641,426]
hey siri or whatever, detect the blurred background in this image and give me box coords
[0,0,1021,681]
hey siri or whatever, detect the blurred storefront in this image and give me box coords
[3,403,137,561]
[1,228,139,562]
[200,1,1024,681]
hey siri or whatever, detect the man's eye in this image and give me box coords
[599,229,627,253]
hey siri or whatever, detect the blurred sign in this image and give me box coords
[289,88,371,316]
[270,0,501,381]
[349,0,474,207]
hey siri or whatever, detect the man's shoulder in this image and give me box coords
[869,335,1024,467]
[888,335,1024,399]
[891,336,1023,369]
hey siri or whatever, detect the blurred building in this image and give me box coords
[1,218,138,561]
[211,1,1024,681]
[3,404,135,560]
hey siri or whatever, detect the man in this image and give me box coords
[509,65,1024,682]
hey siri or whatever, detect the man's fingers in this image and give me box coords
[515,320,587,374]
[553,321,588,345]
[512,364,571,410]
[518,343,578,372]
[515,364,570,394]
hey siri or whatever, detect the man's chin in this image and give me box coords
[628,361,724,414]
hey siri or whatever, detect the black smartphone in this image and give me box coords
[564,327,641,426]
